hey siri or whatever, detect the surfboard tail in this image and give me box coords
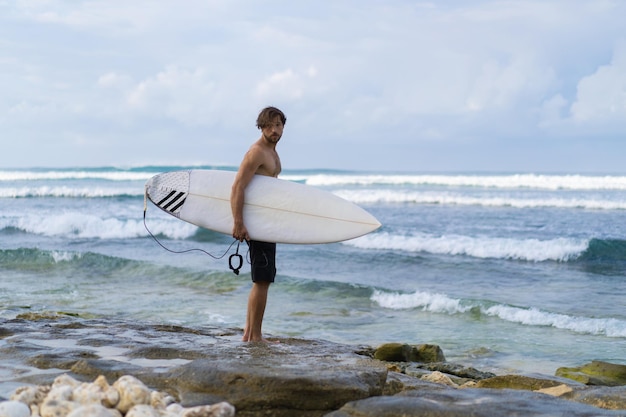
[145,171,191,218]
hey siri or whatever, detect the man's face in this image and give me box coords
[261,116,284,144]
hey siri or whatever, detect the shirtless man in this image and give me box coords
[231,106,286,342]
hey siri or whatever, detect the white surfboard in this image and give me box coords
[145,169,381,244]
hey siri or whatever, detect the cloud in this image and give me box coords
[1,1,626,170]
[125,66,217,127]
[97,72,132,89]
[538,41,626,135]
[569,41,626,125]
[256,67,320,101]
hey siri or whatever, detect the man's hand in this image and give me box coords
[232,222,250,242]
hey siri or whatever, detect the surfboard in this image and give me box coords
[144,169,381,244]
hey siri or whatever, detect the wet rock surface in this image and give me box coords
[557,361,626,386]
[325,388,625,417]
[1,314,625,416]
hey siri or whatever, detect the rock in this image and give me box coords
[66,403,122,417]
[166,403,185,414]
[150,390,176,409]
[169,354,387,415]
[0,400,30,417]
[44,385,73,403]
[421,371,458,387]
[39,399,79,417]
[179,402,236,417]
[125,404,161,417]
[112,375,152,414]
[536,384,574,396]
[373,343,410,362]
[383,371,448,395]
[414,344,447,363]
[120,401,236,417]
[10,385,49,407]
[72,375,119,407]
[52,374,81,390]
[3,317,625,417]
[324,387,623,417]
[414,362,495,380]
[71,359,145,382]
[476,374,566,391]
[373,343,445,363]
[94,375,120,408]
[562,386,626,411]
[557,361,626,386]
[6,373,237,417]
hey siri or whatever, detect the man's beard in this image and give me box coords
[264,133,281,144]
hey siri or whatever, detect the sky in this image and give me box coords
[1,1,626,172]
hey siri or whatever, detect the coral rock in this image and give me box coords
[421,371,459,387]
[113,375,152,414]
[180,402,236,417]
[52,375,80,390]
[150,390,176,410]
[10,385,49,407]
[0,400,31,417]
[40,399,79,417]
[72,375,119,407]
[66,404,122,417]
[125,404,161,417]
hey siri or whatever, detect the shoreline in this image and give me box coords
[1,313,625,416]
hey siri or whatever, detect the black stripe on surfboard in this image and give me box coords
[161,191,186,210]
[157,191,177,206]
[169,197,187,213]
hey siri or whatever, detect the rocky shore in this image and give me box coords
[1,313,625,416]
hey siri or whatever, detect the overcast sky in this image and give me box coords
[1,1,625,172]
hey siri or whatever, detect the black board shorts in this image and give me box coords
[249,240,276,283]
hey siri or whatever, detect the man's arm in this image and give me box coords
[231,149,262,241]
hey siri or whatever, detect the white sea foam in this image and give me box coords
[484,305,626,338]
[51,251,83,263]
[346,232,588,262]
[371,289,469,314]
[0,170,153,182]
[333,189,626,210]
[371,290,626,338]
[0,186,142,198]
[281,173,626,190]
[9,213,196,240]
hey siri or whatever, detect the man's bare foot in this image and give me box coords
[242,335,280,344]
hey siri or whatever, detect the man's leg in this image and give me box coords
[242,281,271,342]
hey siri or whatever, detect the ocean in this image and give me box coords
[1,166,625,377]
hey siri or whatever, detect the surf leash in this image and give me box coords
[143,191,247,274]
[229,241,245,275]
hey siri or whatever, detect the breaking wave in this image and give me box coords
[346,232,590,262]
[371,290,626,338]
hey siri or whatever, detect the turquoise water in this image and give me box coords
[1,166,625,375]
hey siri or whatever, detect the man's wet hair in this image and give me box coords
[256,106,286,129]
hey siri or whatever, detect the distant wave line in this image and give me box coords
[0,171,153,181]
[0,186,142,198]
[282,173,626,190]
[334,190,626,210]
[5,169,626,190]
[3,186,626,211]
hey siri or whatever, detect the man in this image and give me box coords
[231,106,286,342]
